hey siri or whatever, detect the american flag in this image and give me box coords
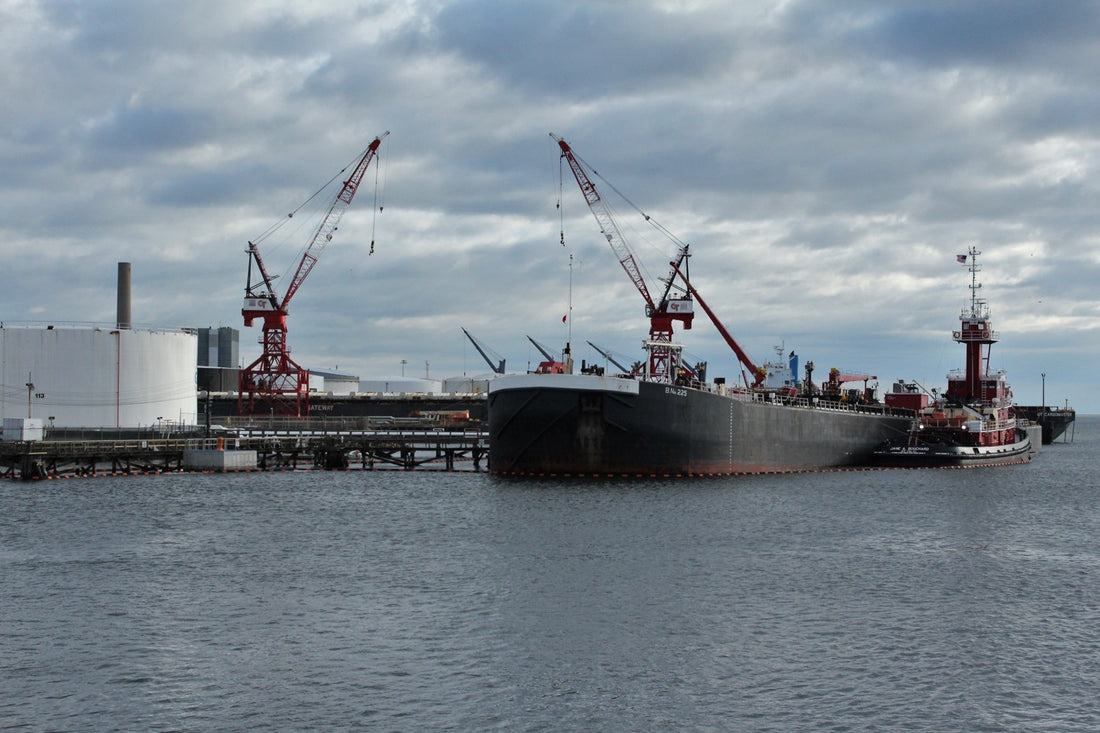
[956,254,967,263]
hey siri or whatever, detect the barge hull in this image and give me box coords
[488,375,912,476]
[1016,405,1075,444]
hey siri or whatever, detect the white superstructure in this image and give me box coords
[1,326,197,428]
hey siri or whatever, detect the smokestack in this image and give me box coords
[117,262,131,330]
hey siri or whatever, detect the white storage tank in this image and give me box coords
[309,369,360,395]
[0,326,197,428]
[357,376,441,395]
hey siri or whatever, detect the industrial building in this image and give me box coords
[196,326,239,392]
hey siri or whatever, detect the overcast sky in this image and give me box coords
[3,0,1098,411]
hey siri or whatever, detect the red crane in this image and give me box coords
[552,134,694,383]
[239,131,389,416]
[667,261,765,388]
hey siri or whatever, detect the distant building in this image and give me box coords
[196,326,239,392]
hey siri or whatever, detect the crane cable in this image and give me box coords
[370,136,388,255]
[264,142,385,284]
[567,146,690,251]
[557,154,566,246]
[253,152,359,247]
[559,144,693,303]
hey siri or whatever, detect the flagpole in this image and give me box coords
[566,253,574,373]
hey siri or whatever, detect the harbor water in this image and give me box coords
[3,418,1098,731]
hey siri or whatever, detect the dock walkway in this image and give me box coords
[1,425,488,480]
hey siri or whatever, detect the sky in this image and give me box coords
[2,0,1098,411]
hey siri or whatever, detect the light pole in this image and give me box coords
[401,359,407,377]
[1041,372,1046,408]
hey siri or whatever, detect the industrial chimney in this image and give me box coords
[117,262,131,330]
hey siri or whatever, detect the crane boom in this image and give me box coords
[280,131,389,310]
[586,341,632,374]
[668,260,764,388]
[552,133,694,383]
[527,336,555,362]
[527,336,566,374]
[462,328,506,375]
[551,134,654,310]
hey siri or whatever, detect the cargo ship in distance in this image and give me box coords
[872,247,1032,468]
[488,134,915,477]
[1016,403,1075,445]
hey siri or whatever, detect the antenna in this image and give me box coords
[966,245,987,319]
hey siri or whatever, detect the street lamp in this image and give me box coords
[1041,373,1046,408]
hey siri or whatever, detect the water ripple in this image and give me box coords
[3,420,1100,730]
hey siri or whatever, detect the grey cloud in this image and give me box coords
[840,1,1100,69]
[3,0,1100,409]
[431,0,736,98]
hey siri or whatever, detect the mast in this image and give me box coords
[950,246,996,403]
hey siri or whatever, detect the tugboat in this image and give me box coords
[873,247,1032,468]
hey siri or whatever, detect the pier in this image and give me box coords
[1,419,488,480]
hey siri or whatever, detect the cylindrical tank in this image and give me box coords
[1,326,197,428]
